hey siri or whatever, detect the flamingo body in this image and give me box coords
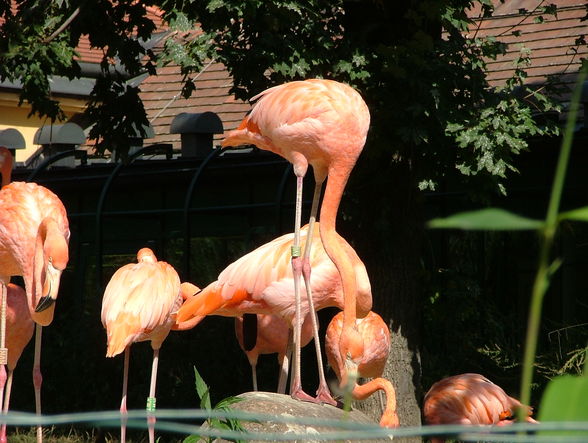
[423,373,537,427]
[325,310,399,428]
[0,146,69,443]
[101,248,182,443]
[101,248,182,356]
[0,157,70,326]
[176,224,372,328]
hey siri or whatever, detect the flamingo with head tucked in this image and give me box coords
[222,79,370,404]
[101,248,182,443]
[423,373,538,443]
[325,310,399,428]
[0,146,70,443]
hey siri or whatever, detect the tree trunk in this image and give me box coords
[345,159,424,436]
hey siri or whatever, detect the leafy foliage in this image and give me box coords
[184,366,246,443]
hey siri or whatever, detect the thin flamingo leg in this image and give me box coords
[0,368,13,443]
[250,359,258,392]
[301,178,336,405]
[289,176,315,403]
[33,325,42,443]
[277,328,293,394]
[147,348,160,443]
[120,347,129,443]
[0,283,7,417]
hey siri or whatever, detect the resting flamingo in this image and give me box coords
[101,248,182,443]
[0,284,34,443]
[235,313,313,393]
[0,147,70,443]
[325,310,399,428]
[175,223,372,400]
[222,79,370,404]
[423,373,538,443]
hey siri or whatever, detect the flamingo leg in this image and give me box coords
[33,324,42,443]
[0,368,13,443]
[277,329,293,394]
[301,179,336,405]
[0,282,7,417]
[120,346,129,443]
[248,356,258,392]
[289,176,316,403]
[147,348,160,443]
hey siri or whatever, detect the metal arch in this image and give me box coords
[182,147,224,279]
[25,150,88,182]
[95,144,173,291]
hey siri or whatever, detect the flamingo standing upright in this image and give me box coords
[101,248,182,443]
[175,223,372,398]
[423,373,538,443]
[0,284,34,443]
[325,310,399,428]
[0,147,70,443]
[222,79,370,404]
[234,313,314,393]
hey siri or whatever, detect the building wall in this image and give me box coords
[0,92,87,162]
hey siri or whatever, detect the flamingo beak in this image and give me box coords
[35,294,55,312]
[341,357,359,391]
[34,261,62,324]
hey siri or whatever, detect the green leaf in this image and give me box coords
[427,208,544,230]
[193,366,212,410]
[538,374,588,437]
[559,206,588,222]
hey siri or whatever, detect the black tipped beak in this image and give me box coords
[35,296,55,313]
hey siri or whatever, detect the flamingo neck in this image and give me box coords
[319,164,356,327]
[352,377,399,427]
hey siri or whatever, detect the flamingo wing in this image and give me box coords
[101,260,180,356]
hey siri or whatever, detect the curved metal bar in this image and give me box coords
[25,150,88,182]
[182,147,224,280]
[95,144,173,291]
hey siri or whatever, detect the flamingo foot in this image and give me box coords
[0,424,6,443]
[315,384,337,406]
[290,387,321,404]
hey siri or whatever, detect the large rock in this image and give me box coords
[207,391,393,442]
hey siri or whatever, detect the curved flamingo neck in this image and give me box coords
[352,377,399,427]
[0,147,13,187]
[318,164,356,327]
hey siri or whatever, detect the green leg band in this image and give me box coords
[146,396,156,412]
[291,245,301,258]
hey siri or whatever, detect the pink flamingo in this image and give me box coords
[0,283,34,443]
[0,147,70,443]
[235,313,313,393]
[222,79,371,404]
[325,310,399,428]
[101,248,182,443]
[423,373,538,443]
[175,223,372,400]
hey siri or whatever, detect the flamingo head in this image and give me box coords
[33,222,69,326]
[171,282,203,330]
[339,324,364,390]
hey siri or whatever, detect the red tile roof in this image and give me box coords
[468,1,587,88]
[141,61,250,148]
